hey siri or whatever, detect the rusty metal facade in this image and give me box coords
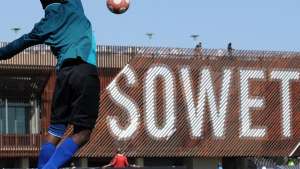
[78,55,300,158]
[1,42,300,157]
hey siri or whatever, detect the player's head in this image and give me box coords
[117,148,122,154]
[40,0,67,9]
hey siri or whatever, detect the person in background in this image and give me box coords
[102,148,129,168]
[194,42,202,57]
[227,42,234,56]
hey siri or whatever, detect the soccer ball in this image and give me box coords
[107,0,130,14]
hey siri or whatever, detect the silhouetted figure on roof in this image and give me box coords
[194,42,202,57]
[227,42,234,56]
[195,42,202,49]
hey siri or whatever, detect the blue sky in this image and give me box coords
[0,0,300,51]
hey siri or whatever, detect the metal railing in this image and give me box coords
[1,42,300,69]
[0,134,41,147]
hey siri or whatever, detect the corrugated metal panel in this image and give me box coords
[77,55,300,158]
[99,68,121,93]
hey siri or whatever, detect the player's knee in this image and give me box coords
[72,126,92,146]
[73,130,91,146]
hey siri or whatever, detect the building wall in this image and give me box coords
[1,45,300,167]
[77,55,300,158]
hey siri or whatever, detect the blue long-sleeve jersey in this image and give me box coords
[0,0,96,69]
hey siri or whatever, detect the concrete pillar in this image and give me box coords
[30,100,40,134]
[135,158,144,167]
[184,158,220,169]
[79,158,88,168]
[20,158,30,169]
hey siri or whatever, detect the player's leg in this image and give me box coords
[37,137,57,169]
[42,136,80,169]
[39,65,73,169]
[69,61,99,146]
[68,61,99,147]
[42,127,92,169]
[43,61,99,169]
[37,124,66,169]
[72,127,92,145]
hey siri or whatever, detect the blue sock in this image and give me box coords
[42,138,79,169]
[37,142,56,169]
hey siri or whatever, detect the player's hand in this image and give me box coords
[0,48,5,60]
[0,47,9,60]
[0,47,14,60]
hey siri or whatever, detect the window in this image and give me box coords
[0,99,35,134]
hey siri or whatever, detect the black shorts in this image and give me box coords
[51,58,100,130]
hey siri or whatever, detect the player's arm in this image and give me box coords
[0,34,42,60]
[102,164,112,169]
[102,156,116,169]
[110,156,117,166]
[0,9,55,60]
